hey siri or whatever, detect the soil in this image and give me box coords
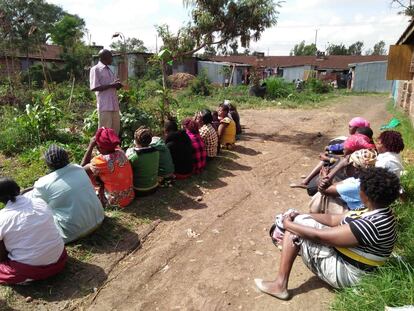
[1,95,391,311]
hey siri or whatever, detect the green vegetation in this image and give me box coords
[331,103,414,311]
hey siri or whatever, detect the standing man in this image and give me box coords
[90,49,123,135]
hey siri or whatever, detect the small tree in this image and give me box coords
[348,41,364,55]
[372,40,387,55]
[290,41,317,56]
[50,14,91,80]
[326,43,349,55]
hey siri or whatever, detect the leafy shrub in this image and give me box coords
[83,109,99,136]
[306,78,332,94]
[23,92,63,141]
[120,106,156,147]
[264,77,295,99]
[0,92,64,155]
[190,70,211,96]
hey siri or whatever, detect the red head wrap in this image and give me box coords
[95,127,120,151]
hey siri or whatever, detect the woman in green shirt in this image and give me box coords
[127,127,160,196]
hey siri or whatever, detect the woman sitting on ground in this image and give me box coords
[127,127,160,196]
[290,119,373,191]
[82,127,134,208]
[0,178,67,284]
[255,167,400,300]
[375,130,404,177]
[310,149,377,214]
[164,119,194,179]
[196,109,219,160]
[218,103,236,149]
[326,117,371,154]
[225,102,242,138]
[31,145,105,244]
[182,118,207,174]
[150,136,175,186]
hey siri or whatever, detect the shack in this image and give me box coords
[351,61,391,92]
[197,60,251,86]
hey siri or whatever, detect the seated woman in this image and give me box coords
[31,145,105,244]
[326,117,371,154]
[0,178,67,284]
[255,167,400,300]
[211,111,220,132]
[164,120,194,179]
[290,118,372,191]
[182,118,207,174]
[218,104,236,149]
[375,130,404,177]
[226,102,242,138]
[196,109,219,160]
[150,136,175,185]
[310,149,377,214]
[127,127,160,196]
[82,127,135,208]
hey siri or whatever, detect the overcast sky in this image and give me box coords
[47,0,410,55]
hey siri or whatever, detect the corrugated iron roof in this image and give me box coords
[2,44,63,61]
[208,55,388,70]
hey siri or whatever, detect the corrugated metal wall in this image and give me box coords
[282,65,311,82]
[353,61,392,92]
[197,61,244,85]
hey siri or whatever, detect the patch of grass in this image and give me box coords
[332,103,414,311]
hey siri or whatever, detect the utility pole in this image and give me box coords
[314,29,318,48]
[155,35,158,53]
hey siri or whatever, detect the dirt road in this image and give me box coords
[84,95,390,311]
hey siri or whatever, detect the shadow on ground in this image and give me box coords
[243,130,330,155]
[10,257,107,304]
[123,149,253,223]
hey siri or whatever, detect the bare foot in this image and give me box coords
[254,279,290,300]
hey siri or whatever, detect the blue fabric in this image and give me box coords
[32,164,105,243]
[336,177,363,210]
[327,143,344,153]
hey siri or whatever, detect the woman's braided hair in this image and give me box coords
[134,126,152,147]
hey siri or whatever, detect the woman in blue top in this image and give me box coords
[31,145,104,244]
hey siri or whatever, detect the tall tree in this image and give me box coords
[348,41,364,55]
[372,40,387,55]
[391,0,414,17]
[326,43,349,55]
[0,0,64,52]
[157,0,281,58]
[290,40,317,56]
[110,37,148,53]
[50,14,91,80]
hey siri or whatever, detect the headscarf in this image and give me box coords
[349,117,370,128]
[95,127,120,151]
[344,133,376,152]
[349,149,377,168]
[44,144,69,170]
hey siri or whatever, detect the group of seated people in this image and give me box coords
[0,102,241,285]
[255,117,406,300]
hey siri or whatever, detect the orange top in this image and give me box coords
[91,149,135,208]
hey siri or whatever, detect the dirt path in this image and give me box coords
[81,95,390,311]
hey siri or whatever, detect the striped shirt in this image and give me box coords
[336,208,396,268]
